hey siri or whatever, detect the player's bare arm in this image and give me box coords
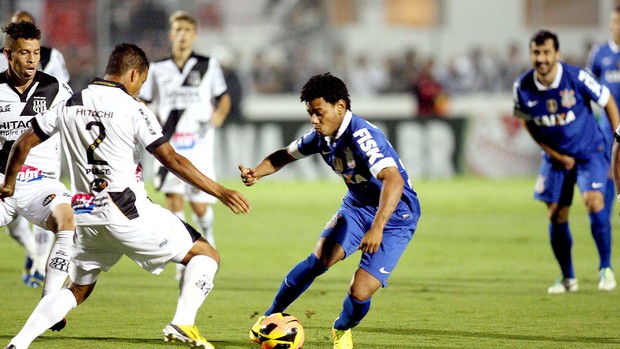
[604,96,620,132]
[0,128,43,200]
[211,93,231,128]
[153,142,250,214]
[239,148,296,186]
[360,166,404,254]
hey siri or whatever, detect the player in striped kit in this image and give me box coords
[140,12,231,280]
[2,43,250,349]
[0,9,71,288]
[0,20,75,303]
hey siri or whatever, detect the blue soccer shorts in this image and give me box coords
[534,148,610,205]
[320,200,416,287]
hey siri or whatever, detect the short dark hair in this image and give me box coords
[2,21,40,51]
[300,73,351,110]
[105,43,149,76]
[530,30,559,51]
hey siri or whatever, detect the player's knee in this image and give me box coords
[47,204,75,232]
[68,282,96,305]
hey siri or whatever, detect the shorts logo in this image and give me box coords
[592,182,603,189]
[379,267,391,274]
[71,193,96,214]
[42,194,56,206]
[324,213,341,229]
[16,165,44,182]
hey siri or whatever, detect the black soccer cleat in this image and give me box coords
[50,318,67,332]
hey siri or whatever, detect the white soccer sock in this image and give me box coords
[43,230,73,297]
[9,288,77,348]
[33,225,54,274]
[7,215,36,258]
[172,255,218,325]
[193,206,215,247]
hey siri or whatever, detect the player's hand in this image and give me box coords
[557,154,575,170]
[219,187,251,214]
[359,227,383,254]
[0,183,15,201]
[239,163,258,186]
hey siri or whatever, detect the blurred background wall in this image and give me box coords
[0,0,616,179]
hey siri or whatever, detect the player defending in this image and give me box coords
[240,73,420,349]
[0,20,75,300]
[1,43,250,349]
[1,9,71,289]
[513,30,619,293]
[140,11,230,274]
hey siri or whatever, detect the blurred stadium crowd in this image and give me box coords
[0,0,608,118]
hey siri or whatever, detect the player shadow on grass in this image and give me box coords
[362,327,620,346]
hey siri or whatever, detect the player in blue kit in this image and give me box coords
[239,73,420,349]
[587,6,620,222]
[513,30,620,293]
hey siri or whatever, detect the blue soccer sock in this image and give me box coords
[266,254,328,315]
[549,222,574,279]
[333,294,371,330]
[601,177,615,220]
[589,209,612,269]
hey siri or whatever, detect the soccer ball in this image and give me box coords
[257,313,305,349]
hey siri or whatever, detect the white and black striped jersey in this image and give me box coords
[0,70,72,178]
[139,53,227,139]
[0,46,70,83]
[33,79,165,218]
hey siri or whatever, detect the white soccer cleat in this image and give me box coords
[598,268,617,292]
[162,323,214,349]
[547,277,578,294]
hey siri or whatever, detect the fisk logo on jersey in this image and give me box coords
[578,70,603,97]
[352,128,384,165]
[16,165,44,182]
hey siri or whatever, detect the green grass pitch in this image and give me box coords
[1,177,619,348]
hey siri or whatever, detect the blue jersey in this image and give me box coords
[287,111,420,226]
[587,40,620,106]
[513,62,611,160]
[587,40,620,148]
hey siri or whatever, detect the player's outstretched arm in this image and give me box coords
[0,128,43,200]
[153,142,250,214]
[239,148,296,186]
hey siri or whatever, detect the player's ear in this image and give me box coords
[3,48,11,61]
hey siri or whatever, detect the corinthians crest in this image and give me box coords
[559,89,576,109]
[32,97,47,114]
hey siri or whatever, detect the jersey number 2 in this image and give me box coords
[86,121,109,165]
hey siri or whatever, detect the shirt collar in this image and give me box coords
[534,62,562,91]
[609,39,620,53]
[325,110,353,143]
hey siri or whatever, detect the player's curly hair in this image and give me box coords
[105,43,149,76]
[2,21,41,51]
[300,73,351,110]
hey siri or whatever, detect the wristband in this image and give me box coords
[617,194,620,203]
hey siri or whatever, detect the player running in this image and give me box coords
[240,73,420,349]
